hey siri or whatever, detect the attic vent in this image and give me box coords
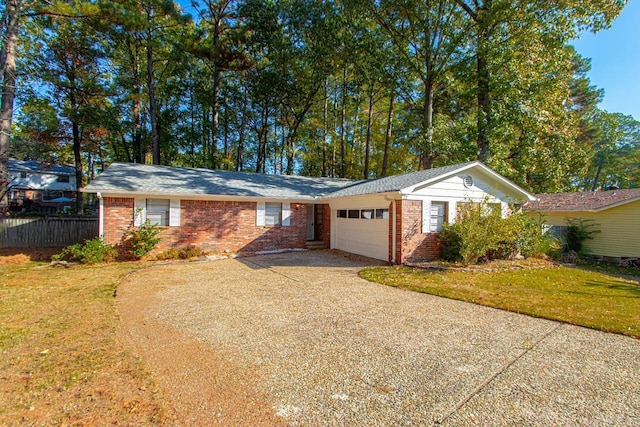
[463,175,474,188]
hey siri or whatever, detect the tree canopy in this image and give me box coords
[0,0,635,211]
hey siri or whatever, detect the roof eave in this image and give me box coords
[81,188,320,203]
[530,195,640,213]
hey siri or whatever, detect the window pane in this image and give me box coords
[348,210,359,219]
[337,209,347,218]
[361,209,374,219]
[429,202,447,232]
[376,208,389,219]
[146,212,167,226]
[265,202,282,226]
[147,199,170,226]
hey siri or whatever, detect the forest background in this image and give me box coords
[0,0,638,213]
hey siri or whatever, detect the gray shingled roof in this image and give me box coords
[9,158,75,175]
[526,188,640,212]
[326,161,478,197]
[83,160,532,201]
[82,163,359,200]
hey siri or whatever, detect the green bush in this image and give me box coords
[564,218,600,255]
[124,220,162,259]
[53,237,118,264]
[438,202,556,265]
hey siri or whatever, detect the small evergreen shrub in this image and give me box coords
[53,237,118,264]
[124,220,162,259]
[564,218,600,256]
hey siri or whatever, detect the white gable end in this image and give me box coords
[405,168,528,205]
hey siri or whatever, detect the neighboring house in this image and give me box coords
[526,189,640,260]
[82,161,534,263]
[7,158,77,213]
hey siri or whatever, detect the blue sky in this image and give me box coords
[572,0,640,120]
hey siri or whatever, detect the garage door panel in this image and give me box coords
[335,217,388,261]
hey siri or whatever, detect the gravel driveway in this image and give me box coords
[118,250,640,426]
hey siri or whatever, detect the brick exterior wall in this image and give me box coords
[102,197,441,262]
[398,199,442,263]
[316,204,331,245]
[102,197,135,245]
[102,197,321,256]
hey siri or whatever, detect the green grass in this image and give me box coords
[360,263,640,338]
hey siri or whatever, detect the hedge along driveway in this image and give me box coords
[117,251,640,426]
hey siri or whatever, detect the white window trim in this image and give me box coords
[282,202,291,226]
[169,199,181,226]
[426,201,447,233]
[421,201,430,233]
[134,198,180,227]
[134,198,146,226]
[256,201,291,227]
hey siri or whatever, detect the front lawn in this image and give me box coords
[0,259,170,424]
[360,262,640,338]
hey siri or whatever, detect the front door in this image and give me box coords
[306,204,315,240]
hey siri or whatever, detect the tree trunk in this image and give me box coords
[590,153,606,191]
[420,75,435,169]
[71,118,84,215]
[322,78,328,176]
[146,7,160,165]
[256,105,268,173]
[339,65,347,178]
[128,40,143,163]
[363,90,374,179]
[476,4,491,162]
[381,92,394,177]
[210,68,221,169]
[222,101,229,168]
[189,83,196,167]
[454,0,492,161]
[236,86,248,171]
[0,0,20,211]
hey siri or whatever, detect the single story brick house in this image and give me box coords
[82,161,535,263]
[525,188,640,261]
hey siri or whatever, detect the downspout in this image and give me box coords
[96,192,104,237]
[391,200,396,264]
[385,195,397,264]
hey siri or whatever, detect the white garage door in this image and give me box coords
[334,208,389,261]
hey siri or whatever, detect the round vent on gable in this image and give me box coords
[463,175,474,188]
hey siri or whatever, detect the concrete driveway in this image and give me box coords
[119,250,640,426]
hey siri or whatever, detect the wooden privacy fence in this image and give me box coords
[0,217,98,248]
